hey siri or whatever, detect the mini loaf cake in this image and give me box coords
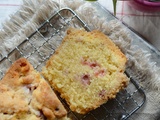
[42,28,129,114]
[0,58,68,120]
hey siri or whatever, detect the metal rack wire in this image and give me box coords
[0,8,146,120]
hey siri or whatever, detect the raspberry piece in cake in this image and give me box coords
[81,74,91,85]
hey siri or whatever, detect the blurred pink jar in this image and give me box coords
[128,0,160,12]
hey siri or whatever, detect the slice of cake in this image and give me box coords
[42,28,129,114]
[0,58,67,120]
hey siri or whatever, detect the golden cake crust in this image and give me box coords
[42,28,129,114]
[0,58,67,120]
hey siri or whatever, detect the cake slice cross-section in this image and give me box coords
[42,28,129,114]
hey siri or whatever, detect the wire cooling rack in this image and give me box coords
[0,8,146,120]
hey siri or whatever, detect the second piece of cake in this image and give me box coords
[0,58,67,120]
[42,28,129,114]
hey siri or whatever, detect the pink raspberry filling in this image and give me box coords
[94,69,106,77]
[81,74,91,85]
[81,57,100,68]
[79,57,106,86]
[99,90,106,99]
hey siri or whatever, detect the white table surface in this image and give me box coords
[0,0,160,51]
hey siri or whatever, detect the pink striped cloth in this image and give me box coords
[98,0,160,51]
